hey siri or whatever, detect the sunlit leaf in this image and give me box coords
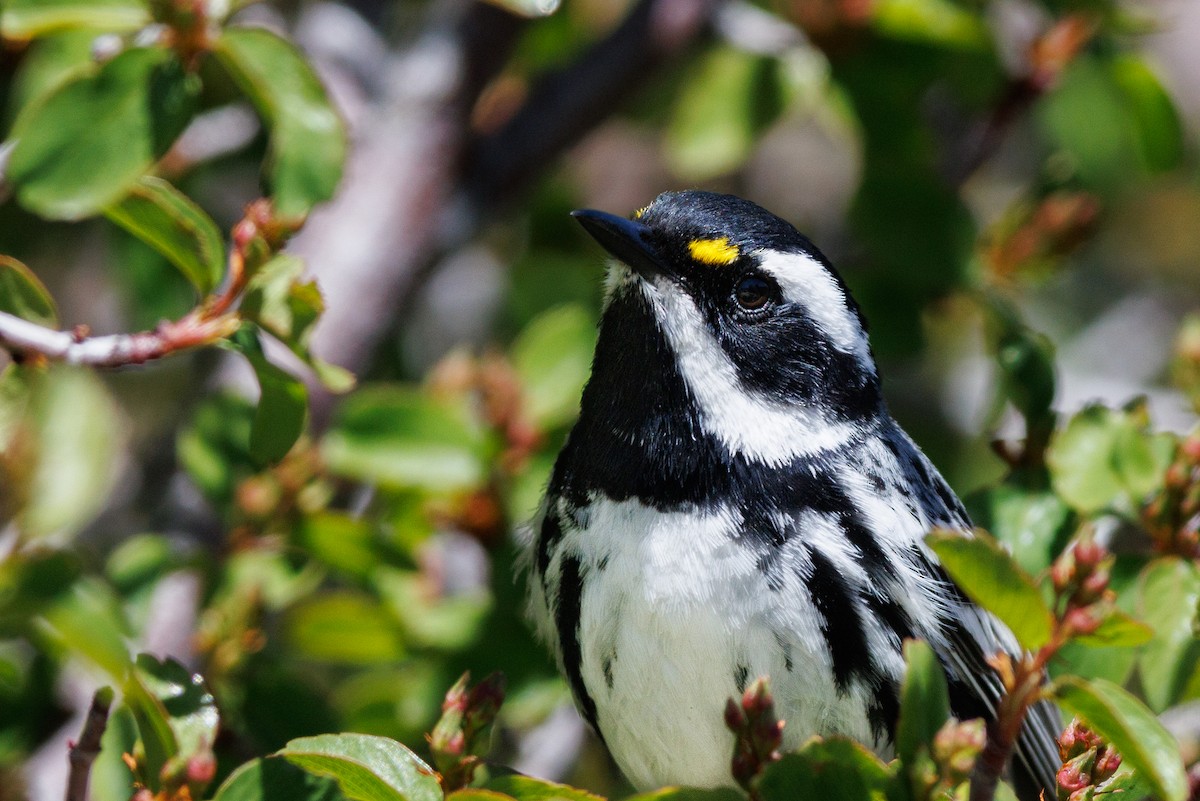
[1110,55,1183,174]
[6,28,98,118]
[0,255,58,327]
[666,47,789,180]
[970,484,1072,577]
[235,328,308,466]
[105,176,226,294]
[1072,610,1153,649]
[323,385,487,492]
[35,579,131,678]
[755,738,890,801]
[483,776,604,801]
[213,758,348,801]
[375,568,491,651]
[123,654,219,789]
[1136,558,1200,712]
[872,0,989,48]
[213,27,346,217]
[296,512,377,580]
[285,593,404,665]
[510,304,594,430]
[895,639,949,767]
[7,47,197,219]
[926,530,1054,651]
[1052,676,1188,801]
[278,733,441,801]
[0,0,148,39]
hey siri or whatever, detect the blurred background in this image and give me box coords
[1,0,1199,798]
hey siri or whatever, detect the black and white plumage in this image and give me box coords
[524,191,1060,797]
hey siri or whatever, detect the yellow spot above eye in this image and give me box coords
[688,237,740,266]
[633,205,649,219]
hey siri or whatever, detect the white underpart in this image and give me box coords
[641,272,860,466]
[755,249,873,366]
[559,497,883,790]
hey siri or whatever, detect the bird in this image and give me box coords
[523,190,1060,799]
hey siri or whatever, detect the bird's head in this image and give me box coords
[573,191,884,464]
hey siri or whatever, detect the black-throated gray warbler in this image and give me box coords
[525,191,1059,798]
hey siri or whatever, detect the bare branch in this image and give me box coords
[64,687,113,801]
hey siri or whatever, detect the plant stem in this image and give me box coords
[65,688,113,801]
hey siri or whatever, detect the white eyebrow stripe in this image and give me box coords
[755,250,872,365]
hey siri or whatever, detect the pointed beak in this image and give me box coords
[571,209,670,281]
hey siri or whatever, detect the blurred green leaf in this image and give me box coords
[105,534,175,592]
[895,639,949,768]
[375,568,492,651]
[7,46,197,219]
[177,392,255,508]
[0,548,81,636]
[18,366,125,539]
[236,328,308,466]
[1072,610,1153,649]
[0,0,148,39]
[213,27,346,217]
[927,530,1054,651]
[0,255,58,327]
[484,776,604,801]
[872,0,989,48]
[323,386,487,492]
[35,579,131,678]
[1052,676,1188,801]
[510,304,594,430]
[6,28,98,122]
[969,484,1072,577]
[1047,405,1174,515]
[755,738,890,801]
[1136,558,1200,712]
[1052,640,1138,686]
[995,326,1056,430]
[285,593,404,665]
[105,176,226,294]
[297,512,378,579]
[624,790,743,801]
[666,48,788,180]
[333,664,445,745]
[1110,55,1183,174]
[279,733,441,801]
[214,757,348,801]
[446,792,515,801]
[243,256,318,345]
[123,654,218,788]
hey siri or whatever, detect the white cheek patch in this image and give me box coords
[639,278,860,465]
[755,250,873,367]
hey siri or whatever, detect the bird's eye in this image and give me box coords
[734,276,772,311]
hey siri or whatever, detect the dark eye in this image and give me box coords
[734,276,771,311]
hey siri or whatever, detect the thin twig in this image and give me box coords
[65,687,114,801]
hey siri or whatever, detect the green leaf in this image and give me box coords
[284,593,404,665]
[483,776,605,801]
[104,176,225,294]
[375,568,491,651]
[18,366,126,539]
[0,255,58,326]
[236,329,308,465]
[128,654,219,760]
[446,792,515,801]
[296,512,377,579]
[926,530,1054,651]
[623,790,743,801]
[0,548,82,636]
[7,46,197,219]
[278,733,441,801]
[895,639,949,767]
[666,47,789,180]
[510,304,595,430]
[1136,558,1200,712]
[755,738,890,801]
[969,484,1073,577]
[0,0,148,39]
[176,392,255,508]
[1047,405,1174,515]
[995,325,1056,430]
[323,385,487,492]
[213,757,349,801]
[1051,676,1188,801]
[213,27,346,217]
[872,0,989,48]
[35,579,131,678]
[6,29,99,119]
[1110,55,1183,174]
[1072,610,1153,649]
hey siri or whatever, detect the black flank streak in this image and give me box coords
[805,547,870,693]
[773,631,794,672]
[735,664,750,694]
[556,556,602,738]
[602,655,615,689]
[536,512,563,579]
[866,677,901,744]
[596,554,609,572]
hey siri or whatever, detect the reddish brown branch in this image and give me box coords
[65,687,113,801]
